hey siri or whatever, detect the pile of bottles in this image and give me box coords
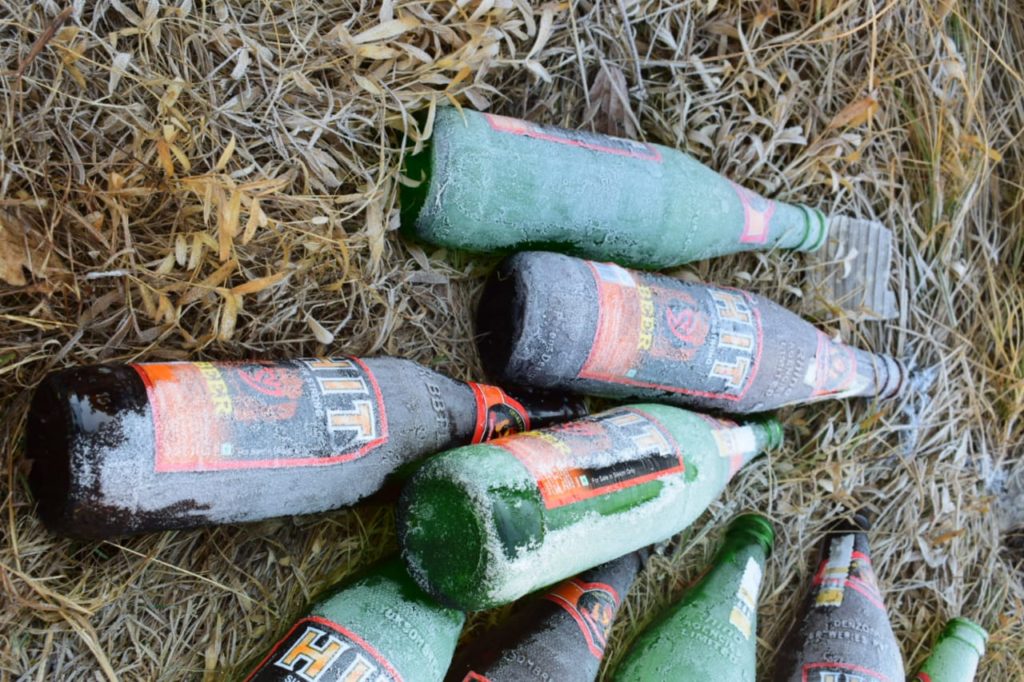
[24,109,986,681]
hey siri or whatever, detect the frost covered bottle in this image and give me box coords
[242,559,463,682]
[912,618,988,682]
[446,551,645,682]
[398,404,782,610]
[477,252,906,413]
[772,514,904,682]
[400,107,827,269]
[613,514,773,682]
[27,357,584,538]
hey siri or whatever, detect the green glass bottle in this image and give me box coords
[242,559,464,682]
[400,107,827,269]
[613,514,773,681]
[912,618,988,682]
[398,404,782,611]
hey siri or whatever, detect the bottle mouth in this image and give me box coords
[726,513,775,557]
[757,415,784,451]
[944,617,988,655]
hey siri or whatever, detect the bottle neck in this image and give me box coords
[466,382,586,443]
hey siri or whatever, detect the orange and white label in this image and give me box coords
[134,359,388,472]
[729,557,763,639]
[494,407,684,510]
[468,383,530,443]
[545,578,621,658]
[244,616,401,682]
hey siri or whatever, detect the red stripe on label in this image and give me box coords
[485,113,663,162]
[801,661,891,682]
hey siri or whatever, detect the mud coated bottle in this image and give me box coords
[912,618,987,682]
[477,251,905,413]
[27,356,584,538]
[613,514,773,682]
[398,404,782,611]
[446,551,646,682]
[772,514,904,682]
[242,559,463,682]
[400,107,827,269]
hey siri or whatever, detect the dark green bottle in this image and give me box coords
[445,551,646,682]
[613,514,773,681]
[242,560,464,682]
[401,107,827,269]
[912,618,988,682]
[399,404,782,611]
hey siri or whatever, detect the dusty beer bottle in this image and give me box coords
[477,251,906,413]
[613,514,773,682]
[772,514,904,682]
[27,356,584,538]
[400,107,827,269]
[912,618,988,682]
[445,551,646,682]
[242,559,463,682]
[398,404,782,611]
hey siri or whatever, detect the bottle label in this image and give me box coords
[813,537,885,611]
[484,113,663,162]
[729,180,777,245]
[729,557,763,639]
[468,383,530,443]
[133,358,388,472]
[245,616,401,682]
[579,262,763,402]
[696,414,758,476]
[800,662,891,681]
[803,331,867,399]
[493,407,684,510]
[544,578,621,658]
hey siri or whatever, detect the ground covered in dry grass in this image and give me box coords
[1,1,1021,679]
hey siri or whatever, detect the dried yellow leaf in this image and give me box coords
[215,135,237,171]
[828,97,879,129]
[351,17,421,45]
[231,271,288,296]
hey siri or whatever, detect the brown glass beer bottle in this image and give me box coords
[772,513,904,682]
[27,357,583,539]
[477,251,906,414]
[445,551,646,682]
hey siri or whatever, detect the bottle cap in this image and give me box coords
[726,513,775,558]
[943,617,988,656]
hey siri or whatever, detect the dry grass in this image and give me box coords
[0,1,1021,679]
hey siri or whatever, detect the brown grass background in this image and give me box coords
[1,1,1021,679]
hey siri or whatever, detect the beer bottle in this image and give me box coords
[446,551,646,682]
[242,559,463,682]
[772,514,904,682]
[477,251,906,413]
[613,513,773,682]
[27,356,584,538]
[912,618,988,682]
[400,107,827,269]
[398,404,782,611]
